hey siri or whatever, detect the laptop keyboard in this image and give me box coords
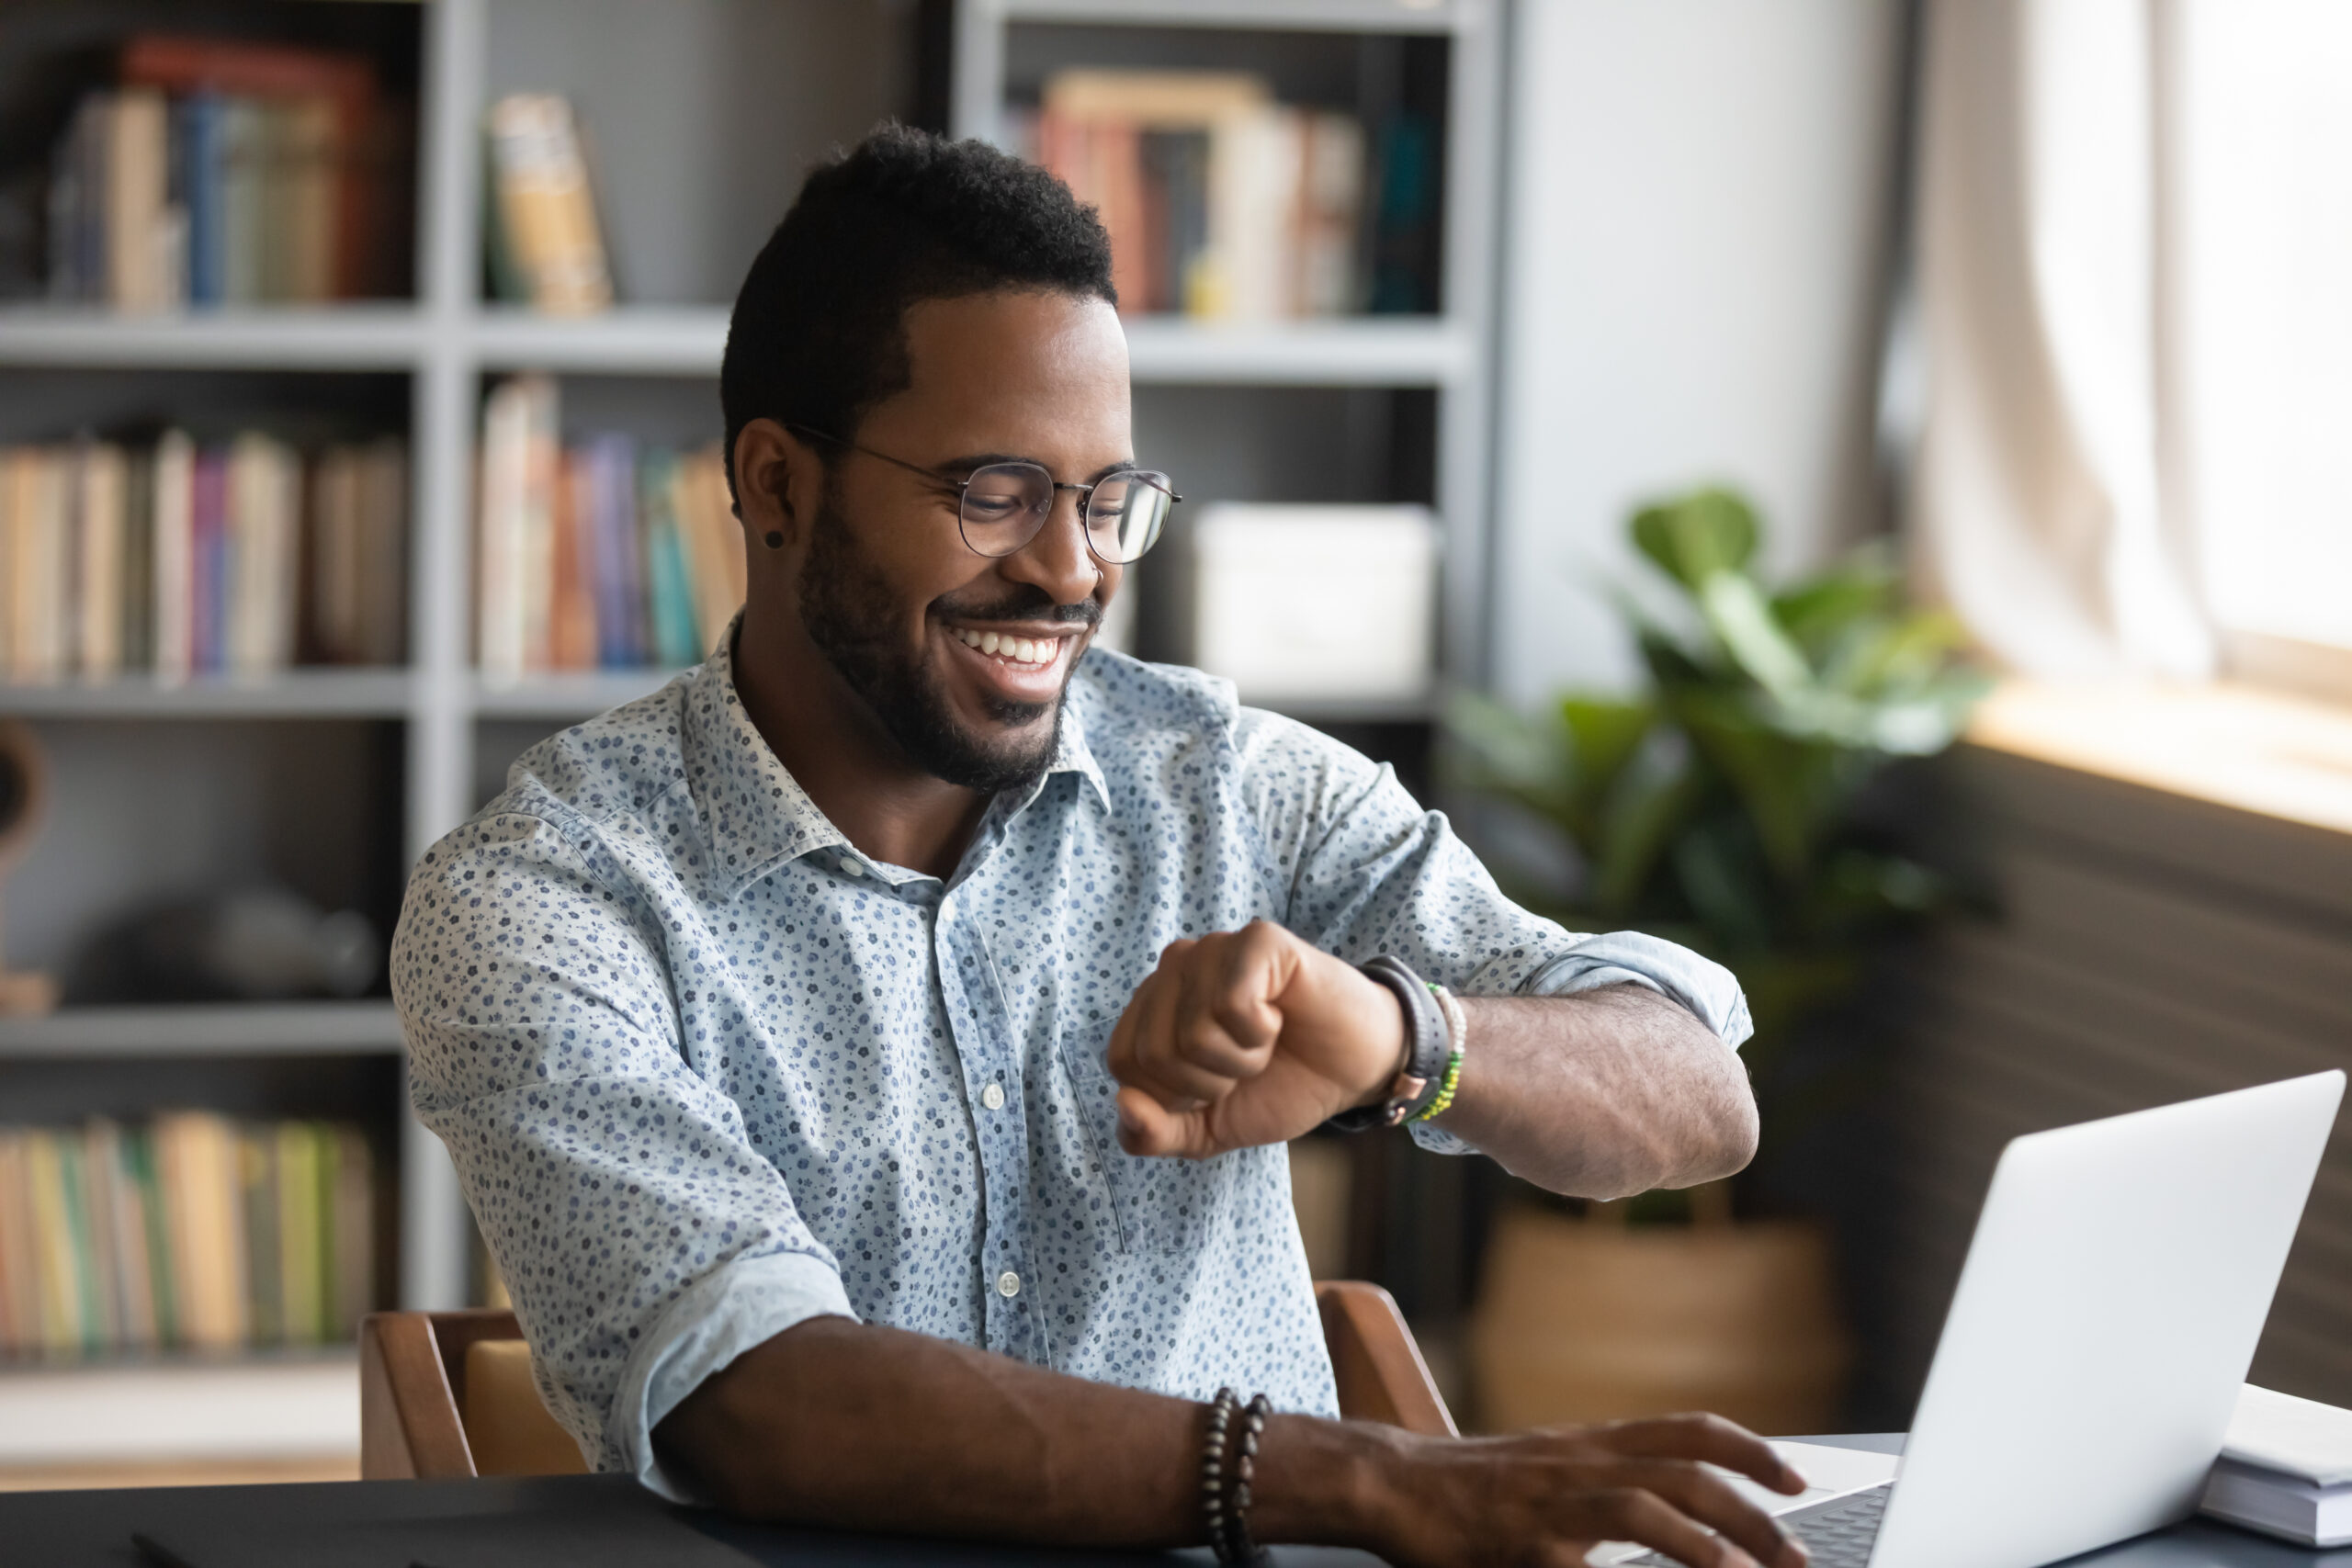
[1622,1482,1890,1568]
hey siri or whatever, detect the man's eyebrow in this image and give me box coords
[933,452,1142,483]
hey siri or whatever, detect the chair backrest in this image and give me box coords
[360,1280,1454,1481]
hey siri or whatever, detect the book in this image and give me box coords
[152,429,196,684]
[94,1119,162,1353]
[329,1124,374,1337]
[218,98,267,305]
[275,1122,322,1346]
[24,1128,84,1355]
[548,446,597,670]
[105,88,175,312]
[2202,1384,2352,1546]
[175,92,227,308]
[0,1132,33,1356]
[225,433,300,676]
[639,449,702,670]
[155,1111,246,1352]
[485,94,613,314]
[189,446,228,673]
[77,441,130,681]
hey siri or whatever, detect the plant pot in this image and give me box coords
[1466,1202,1851,1435]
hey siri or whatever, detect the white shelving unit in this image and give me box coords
[0,0,1504,1348]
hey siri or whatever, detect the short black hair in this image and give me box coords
[719,125,1117,502]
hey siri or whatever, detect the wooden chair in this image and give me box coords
[360,1280,1455,1481]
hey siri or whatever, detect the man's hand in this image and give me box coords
[1106,920,1407,1158]
[1352,1413,1812,1568]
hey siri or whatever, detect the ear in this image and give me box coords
[732,419,823,553]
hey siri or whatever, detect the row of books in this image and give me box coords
[0,1114,377,1360]
[1013,70,1432,320]
[0,434,408,684]
[48,35,410,310]
[476,375,742,680]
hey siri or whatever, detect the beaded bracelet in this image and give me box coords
[1412,985,1468,1123]
[1201,1387,1271,1565]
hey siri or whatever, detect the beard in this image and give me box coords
[797,490,1096,795]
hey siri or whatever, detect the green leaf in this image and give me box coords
[1697,570,1812,697]
[1630,487,1760,590]
[1589,750,1702,918]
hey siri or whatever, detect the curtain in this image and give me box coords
[1907,0,2214,678]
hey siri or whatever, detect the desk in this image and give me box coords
[0,1435,2329,1567]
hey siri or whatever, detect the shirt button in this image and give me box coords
[839,858,864,876]
[981,1083,1005,1111]
[996,1270,1021,1298]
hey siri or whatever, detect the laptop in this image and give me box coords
[1620,1070,2345,1568]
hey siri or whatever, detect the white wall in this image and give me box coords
[1488,0,1904,701]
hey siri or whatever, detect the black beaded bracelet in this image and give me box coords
[1201,1388,1272,1565]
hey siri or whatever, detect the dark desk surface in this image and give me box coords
[0,1434,2333,1568]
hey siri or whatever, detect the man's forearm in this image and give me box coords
[655,1315,1393,1551]
[1440,985,1758,1198]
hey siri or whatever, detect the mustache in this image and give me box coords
[933,585,1101,626]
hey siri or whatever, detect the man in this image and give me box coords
[392,127,1809,1568]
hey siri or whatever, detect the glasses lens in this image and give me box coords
[959,463,1053,556]
[1085,473,1174,564]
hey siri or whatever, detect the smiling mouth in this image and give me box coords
[946,623,1074,671]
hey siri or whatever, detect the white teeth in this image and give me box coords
[950,626,1064,665]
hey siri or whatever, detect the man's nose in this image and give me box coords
[1001,487,1100,607]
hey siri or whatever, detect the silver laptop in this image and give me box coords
[1627,1070,2344,1568]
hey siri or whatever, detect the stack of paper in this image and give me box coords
[2202,1384,2352,1546]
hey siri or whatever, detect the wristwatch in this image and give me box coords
[1324,954,1452,1133]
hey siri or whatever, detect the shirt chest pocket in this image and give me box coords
[1062,1041,1234,1256]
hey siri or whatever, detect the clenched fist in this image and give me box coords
[1106,920,1410,1158]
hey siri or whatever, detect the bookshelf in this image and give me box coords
[0,0,1506,1424]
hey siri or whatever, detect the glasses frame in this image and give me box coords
[786,423,1179,565]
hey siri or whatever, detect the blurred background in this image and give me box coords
[0,0,2347,1494]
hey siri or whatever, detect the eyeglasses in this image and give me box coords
[787,424,1178,565]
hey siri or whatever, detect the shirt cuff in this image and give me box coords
[608,1249,858,1502]
[1519,930,1753,1048]
[1407,931,1752,1156]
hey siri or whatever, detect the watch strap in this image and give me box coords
[1326,954,1449,1133]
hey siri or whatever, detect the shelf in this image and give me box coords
[990,0,1476,34]
[0,1350,358,1463]
[0,305,428,371]
[469,307,729,376]
[0,1001,404,1060]
[1121,317,1472,386]
[0,669,415,719]
[472,668,689,720]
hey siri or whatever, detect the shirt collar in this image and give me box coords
[684,617,1113,900]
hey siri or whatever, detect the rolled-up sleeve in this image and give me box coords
[390,805,855,1498]
[1238,710,1750,1156]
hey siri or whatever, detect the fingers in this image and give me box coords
[1110,928,1288,1117]
[1603,1413,1808,1495]
[1115,1083,1210,1158]
[1600,1487,1776,1568]
[1592,1461,1804,1568]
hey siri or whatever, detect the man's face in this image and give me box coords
[793,289,1132,794]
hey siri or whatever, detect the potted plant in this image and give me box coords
[1450,486,1986,1434]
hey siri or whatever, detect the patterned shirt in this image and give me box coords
[390,629,1751,1497]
